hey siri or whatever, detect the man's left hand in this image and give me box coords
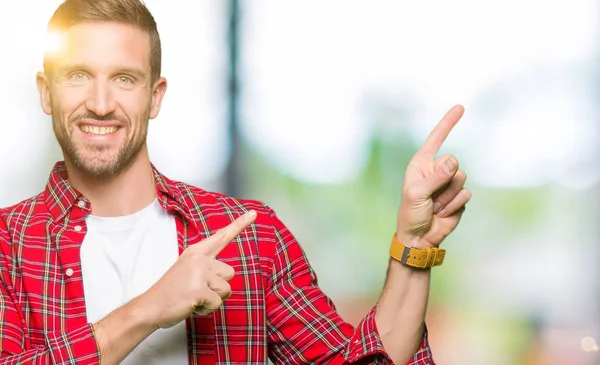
[396,104,472,249]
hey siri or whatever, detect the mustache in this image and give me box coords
[70,112,129,125]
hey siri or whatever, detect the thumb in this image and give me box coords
[424,155,458,195]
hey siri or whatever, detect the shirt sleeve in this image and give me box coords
[263,207,434,365]
[0,218,101,365]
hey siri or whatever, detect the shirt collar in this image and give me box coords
[43,161,194,223]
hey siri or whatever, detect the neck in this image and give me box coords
[65,146,157,217]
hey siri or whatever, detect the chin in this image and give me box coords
[78,162,123,179]
[64,140,144,180]
[70,152,122,178]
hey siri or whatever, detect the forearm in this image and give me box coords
[375,259,431,365]
[93,295,157,365]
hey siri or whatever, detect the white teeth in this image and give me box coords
[80,125,118,135]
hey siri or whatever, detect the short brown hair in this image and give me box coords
[44,0,161,82]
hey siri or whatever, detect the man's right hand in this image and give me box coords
[138,209,257,329]
[92,210,257,364]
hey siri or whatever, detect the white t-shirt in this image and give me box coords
[80,199,188,365]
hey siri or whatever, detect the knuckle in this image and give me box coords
[222,283,232,298]
[200,286,214,300]
[404,186,423,202]
[211,295,223,309]
[196,276,210,291]
[224,265,235,280]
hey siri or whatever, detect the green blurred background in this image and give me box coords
[1,1,598,364]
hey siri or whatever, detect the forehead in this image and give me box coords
[51,21,151,72]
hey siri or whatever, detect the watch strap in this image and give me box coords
[389,235,445,269]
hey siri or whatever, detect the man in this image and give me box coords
[0,0,471,364]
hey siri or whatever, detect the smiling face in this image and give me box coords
[37,21,166,179]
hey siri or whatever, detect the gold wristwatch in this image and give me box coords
[389,235,445,269]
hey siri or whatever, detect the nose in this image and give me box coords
[85,79,116,117]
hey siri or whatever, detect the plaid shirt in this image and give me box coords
[0,161,433,364]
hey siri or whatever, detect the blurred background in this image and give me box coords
[1,1,599,364]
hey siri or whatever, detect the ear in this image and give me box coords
[36,72,53,115]
[149,76,168,120]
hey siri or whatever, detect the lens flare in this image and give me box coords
[44,31,65,56]
[581,337,598,352]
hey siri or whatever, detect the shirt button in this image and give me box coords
[74,225,82,232]
[77,200,86,208]
[65,268,74,277]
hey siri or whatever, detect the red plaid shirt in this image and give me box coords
[0,162,433,364]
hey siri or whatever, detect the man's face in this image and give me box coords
[38,21,166,179]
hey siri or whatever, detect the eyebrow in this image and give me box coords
[114,67,148,80]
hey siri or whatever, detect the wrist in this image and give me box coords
[93,296,157,365]
[390,234,445,269]
[125,293,160,332]
[394,233,431,249]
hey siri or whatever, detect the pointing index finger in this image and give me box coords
[202,210,257,258]
[416,104,464,160]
